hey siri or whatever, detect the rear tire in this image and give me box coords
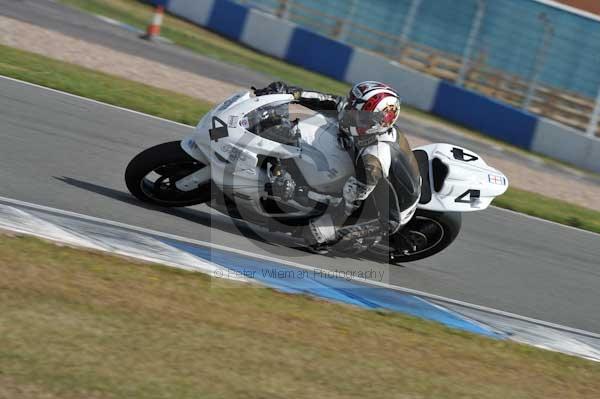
[368,210,462,264]
[125,141,210,207]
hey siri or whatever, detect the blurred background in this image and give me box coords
[238,0,600,137]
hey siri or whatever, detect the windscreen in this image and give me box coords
[244,101,297,145]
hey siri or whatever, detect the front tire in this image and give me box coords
[125,141,210,207]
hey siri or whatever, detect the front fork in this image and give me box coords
[177,137,212,192]
[175,167,211,192]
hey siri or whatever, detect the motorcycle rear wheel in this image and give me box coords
[368,210,462,264]
[125,141,211,207]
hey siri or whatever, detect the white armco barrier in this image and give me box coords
[532,118,600,173]
[241,9,295,59]
[345,48,440,112]
[168,0,215,26]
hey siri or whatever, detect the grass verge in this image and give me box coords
[1,233,600,399]
[495,187,600,233]
[2,43,600,235]
[0,44,211,126]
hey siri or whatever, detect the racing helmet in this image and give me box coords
[339,81,401,137]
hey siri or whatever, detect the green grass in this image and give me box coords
[2,42,600,235]
[2,233,600,399]
[0,44,211,126]
[495,187,600,233]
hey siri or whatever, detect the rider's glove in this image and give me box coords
[253,81,288,96]
[287,86,303,100]
[253,82,303,99]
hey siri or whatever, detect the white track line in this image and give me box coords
[3,74,598,237]
[1,195,598,340]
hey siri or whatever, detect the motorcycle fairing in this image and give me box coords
[181,91,508,223]
[292,113,355,194]
[414,143,508,212]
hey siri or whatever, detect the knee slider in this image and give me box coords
[358,154,383,187]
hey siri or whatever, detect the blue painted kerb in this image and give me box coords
[164,239,502,338]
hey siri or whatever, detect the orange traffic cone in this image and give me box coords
[141,5,164,41]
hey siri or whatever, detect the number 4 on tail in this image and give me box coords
[452,147,478,162]
[455,189,480,203]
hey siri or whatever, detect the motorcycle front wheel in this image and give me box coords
[125,141,211,207]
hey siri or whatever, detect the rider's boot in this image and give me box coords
[304,213,337,254]
[304,203,370,254]
[303,200,352,254]
[305,211,400,255]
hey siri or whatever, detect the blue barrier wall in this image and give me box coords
[207,0,248,41]
[432,82,538,149]
[286,27,352,81]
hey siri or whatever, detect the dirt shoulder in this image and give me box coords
[2,14,600,211]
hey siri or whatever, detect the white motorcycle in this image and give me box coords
[125,91,508,263]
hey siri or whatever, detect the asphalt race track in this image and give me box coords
[2,76,600,334]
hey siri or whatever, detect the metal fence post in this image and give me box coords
[397,0,423,59]
[337,0,359,42]
[278,0,292,20]
[586,85,600,137]
[523,13,554,110]
[457,0,485,87]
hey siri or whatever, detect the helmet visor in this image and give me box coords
[338,109,385,134]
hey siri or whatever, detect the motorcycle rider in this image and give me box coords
[254,81,406,254]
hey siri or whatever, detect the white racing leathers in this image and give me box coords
[283,87,403,246]
[308,128,401,245]
[343,129,396,215]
